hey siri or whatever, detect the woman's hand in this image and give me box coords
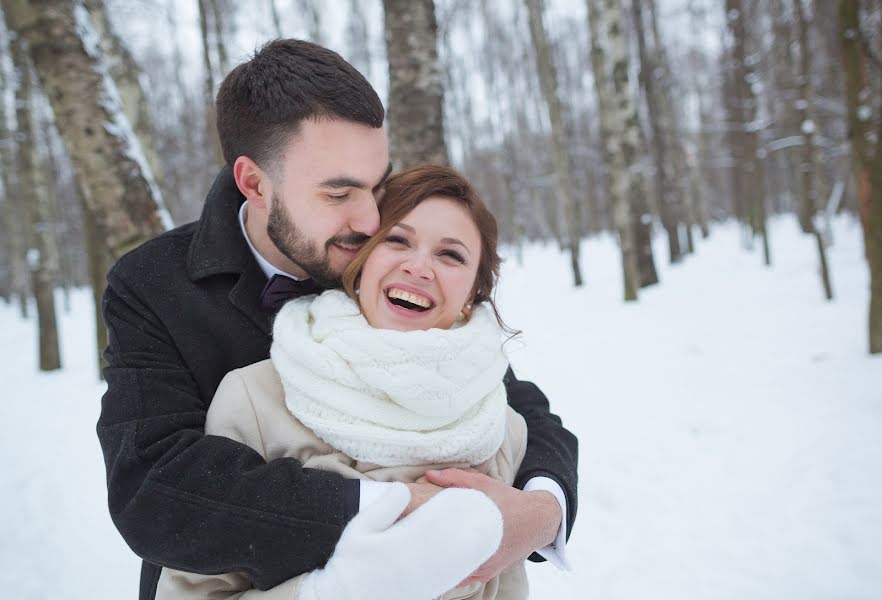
[297,483,502,600]
[425,468,562,586]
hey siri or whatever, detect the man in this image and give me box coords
[98,39,578,599]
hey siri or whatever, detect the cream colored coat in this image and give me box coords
[156,359,529,600]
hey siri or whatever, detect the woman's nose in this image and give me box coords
[402,253,434,280]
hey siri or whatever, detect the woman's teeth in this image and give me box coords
[387,288,432,310]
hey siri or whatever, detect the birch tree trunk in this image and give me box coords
[383,0,449,168]
[525,0,583,287]
[795,0,833,300]
[83,0,163,187]
[840,0,882,354]
[587,0,656,287]
[10,32,61,370]
[587,0,640,300]
[4,0,170,259]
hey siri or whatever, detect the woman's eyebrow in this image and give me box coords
[441,238,470,254]
[392,223,471,255]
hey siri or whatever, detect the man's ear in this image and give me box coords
[233,156,271,209]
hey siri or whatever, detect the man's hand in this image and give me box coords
[399,480,445,519]
[425,468,562,586]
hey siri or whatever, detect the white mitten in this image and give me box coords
[297,483,502,600]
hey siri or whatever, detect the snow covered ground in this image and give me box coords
[1,216,879,599]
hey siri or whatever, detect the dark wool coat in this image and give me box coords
[97,167,579,600]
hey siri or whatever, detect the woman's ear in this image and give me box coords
[460,300,474,320]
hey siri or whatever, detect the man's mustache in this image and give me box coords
[327,233,370,248]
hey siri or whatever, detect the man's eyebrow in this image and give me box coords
[318,176,366,190]
[319,163,393,191]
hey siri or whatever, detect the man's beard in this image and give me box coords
[266,192,368,288]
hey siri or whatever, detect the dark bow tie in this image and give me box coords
[259,274,325,311]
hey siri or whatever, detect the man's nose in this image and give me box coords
[350,192,380,236]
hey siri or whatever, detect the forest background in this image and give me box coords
[0,0,880,370]
[0,1,880,598]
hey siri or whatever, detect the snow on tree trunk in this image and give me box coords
[383,0,449,168]
[83,0,163,190]
[839,0,882,354]
[525,0,583,287]
[10,31,61,371]
[587,0,657,288]
[4,0,171,260]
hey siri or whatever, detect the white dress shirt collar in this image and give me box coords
[238,201,305,281]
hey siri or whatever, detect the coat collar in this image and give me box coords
[187,167,272,335]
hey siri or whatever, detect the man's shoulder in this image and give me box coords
[107,220,198,286]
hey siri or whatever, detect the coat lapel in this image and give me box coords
[228,261,272,335]
[187,167,272,336]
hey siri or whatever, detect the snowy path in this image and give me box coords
[1,217,880,599]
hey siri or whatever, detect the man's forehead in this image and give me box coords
[281,121,389,186]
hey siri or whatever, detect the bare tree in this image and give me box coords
[632,0,686,264]
[794,0,833,300]
[0,13,30,317]
[525,0,583,287]
[296,0,324,43]
[198,0,223,168]
[586,0,641,300]
[346,0,373,81]
[4,0,170,260]
[383,0,448,168]
[840,0,882,353]
[269,0,284,37]
[9,29,61,370]
[725,0,771,266]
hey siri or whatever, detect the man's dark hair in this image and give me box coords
[216,39,385,175]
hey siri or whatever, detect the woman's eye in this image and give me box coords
[385,235,408,245]
[440,250,466,264]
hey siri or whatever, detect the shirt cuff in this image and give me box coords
[523,476,572,571]
[342,478,361,525]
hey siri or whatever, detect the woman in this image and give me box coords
[157,165,529,599]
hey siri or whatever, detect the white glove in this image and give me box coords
[297,483,503,600]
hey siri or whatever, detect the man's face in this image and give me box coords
[267,118,390,287]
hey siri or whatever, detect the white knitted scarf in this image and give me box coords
[270,290,510,467]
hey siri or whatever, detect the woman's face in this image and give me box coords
[359,196,482,331]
